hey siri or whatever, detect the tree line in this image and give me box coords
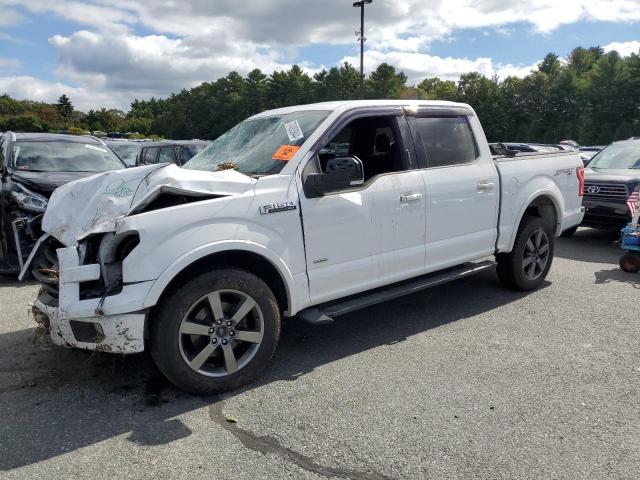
[1,46,638,145]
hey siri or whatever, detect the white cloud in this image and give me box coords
[495,62,539,79]
[604,40,640,56]
[0,0,637,110]
[0,32,31,45]
[48,30,316,97]
[0,7,23,27]
[0,75,132,111]
[340,50,538,84]
[0,57,21,70]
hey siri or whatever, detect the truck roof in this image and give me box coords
[251,100,473,119]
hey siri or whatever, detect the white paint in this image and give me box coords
[31,100,584,355]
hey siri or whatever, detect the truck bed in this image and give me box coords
[493,149,584,253]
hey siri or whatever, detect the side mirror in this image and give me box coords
[304,156,364,198]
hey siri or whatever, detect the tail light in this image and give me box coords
[577,166,585,197]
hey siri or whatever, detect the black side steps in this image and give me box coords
[298,260,496,325]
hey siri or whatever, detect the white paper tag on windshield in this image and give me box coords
[284,120,304,142]
[85,144,108,153]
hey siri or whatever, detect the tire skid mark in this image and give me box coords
[209,400,392,480]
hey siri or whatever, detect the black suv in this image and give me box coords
[0,132,126,274]
[137,140,209,167]
[580,139,640,232]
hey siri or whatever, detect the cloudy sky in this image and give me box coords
[0,0,638,111]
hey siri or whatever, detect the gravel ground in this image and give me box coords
[0,228,639,479]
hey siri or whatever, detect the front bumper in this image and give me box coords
[582,199,630,230]
[32,299,146,353]
[30,243,154,354]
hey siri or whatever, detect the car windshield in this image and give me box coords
[588,142,640,169]
[108,144,141,167]
[184,110,331,175]
[12,141,125,172]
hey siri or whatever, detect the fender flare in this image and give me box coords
[142,240,297,315]
[507,188,563,252]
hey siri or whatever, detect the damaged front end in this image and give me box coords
[28,231,147,353]
[0,183,47,274]
[23,163,253,354]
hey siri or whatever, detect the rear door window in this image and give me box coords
[411,116,479,168]
[142,147,160,164]
[158,146,175,164]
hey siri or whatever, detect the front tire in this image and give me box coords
[497,216,555,291]
[149,268,281,394]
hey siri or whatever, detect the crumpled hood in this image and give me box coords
[42,164,255,246]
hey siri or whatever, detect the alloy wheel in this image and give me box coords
[178,289,264,377]
[522,228,550,281]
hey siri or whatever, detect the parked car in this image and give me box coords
[578,146,605,165]
[560,140,580,150]
[580,146,605,153]
[104,139,142,167]
[0,132,126,274]
[137,140,209,167]
[571,138,640,234]
[507,143,563,153]
[501,143,540,153]
[23,100,584,393]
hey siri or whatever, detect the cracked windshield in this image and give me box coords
[183,110,330,176]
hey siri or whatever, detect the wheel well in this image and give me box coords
[522,195,558,233]
[154,250,290,314]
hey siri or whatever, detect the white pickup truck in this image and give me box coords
[23,100,585,393]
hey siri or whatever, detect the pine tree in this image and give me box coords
[56,94,74,121]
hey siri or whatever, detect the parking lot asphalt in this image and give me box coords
[1,228,639,479]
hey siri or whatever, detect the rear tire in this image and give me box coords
[149,268,281,394]
[497,216,555,291]
[619,253,640,273]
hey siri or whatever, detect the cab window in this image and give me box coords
[142,147,160,165]
[317,115,407,183]
[412,116,479,168]
[158,146,175,164]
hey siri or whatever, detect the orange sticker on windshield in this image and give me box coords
[273,145,300,161]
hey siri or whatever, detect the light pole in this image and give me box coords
[353,0,372,92]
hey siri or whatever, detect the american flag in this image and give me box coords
[627,185,640,216]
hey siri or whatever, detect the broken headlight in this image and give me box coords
[11,183,48,213]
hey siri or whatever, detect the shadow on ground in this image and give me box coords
[594,267,640,288]
[0,270,540,471]
[555,228,620,264]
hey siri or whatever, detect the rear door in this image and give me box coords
[409,110,499,272]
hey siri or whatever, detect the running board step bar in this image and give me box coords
[298,260,496,325]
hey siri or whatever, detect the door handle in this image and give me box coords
[400,193,423,204]
[477,181,495,193]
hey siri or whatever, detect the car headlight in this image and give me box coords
[11,183,48,213]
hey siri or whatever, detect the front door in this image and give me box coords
[298,111,426,305]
